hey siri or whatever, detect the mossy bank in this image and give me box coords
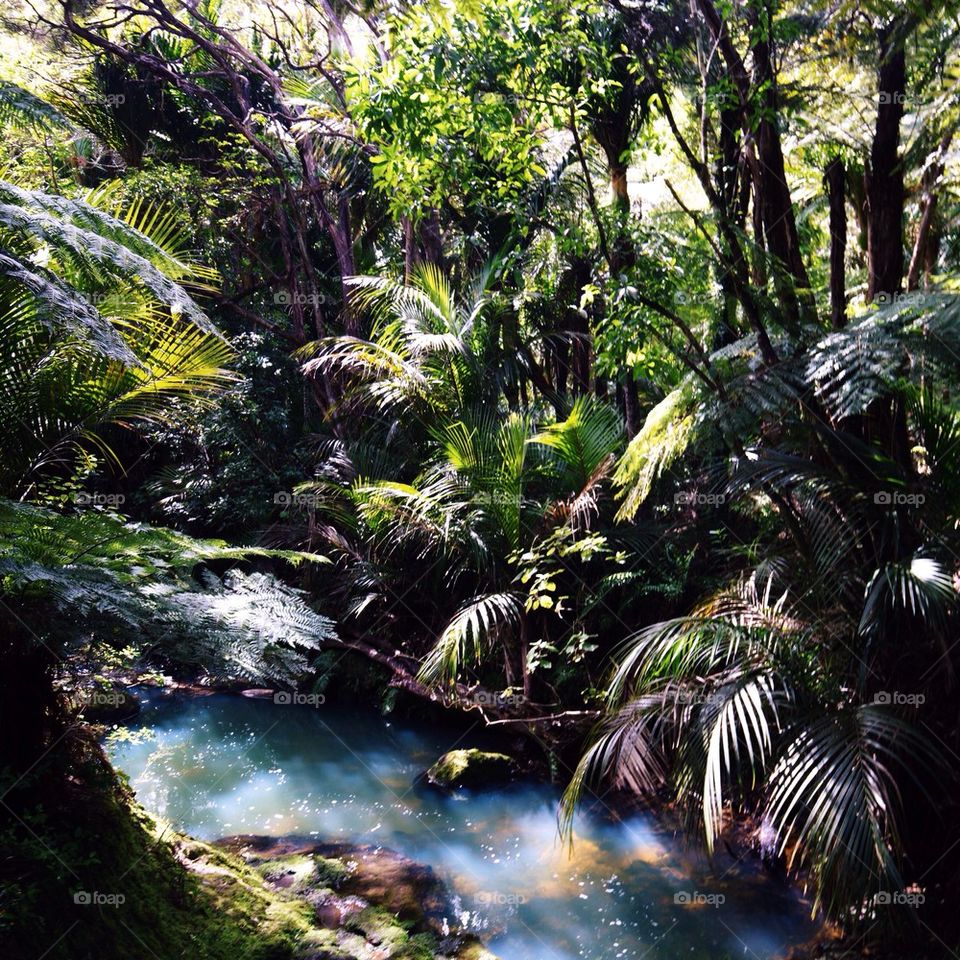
[0,736,496,960]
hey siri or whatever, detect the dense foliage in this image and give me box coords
[3,0,960,956]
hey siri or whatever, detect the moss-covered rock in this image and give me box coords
[423,749,518,791]
[221,836,451,930]
[3,718,502,960]
[0,742,314,960]
[181,837,503,960]
[445,940,500,960]
[3,751,504,960]
[213,837,500,960]
[253,853,352,896]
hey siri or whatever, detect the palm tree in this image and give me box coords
[564,298,960,930]
[300,261,501,423]
[313,396,623,701]
[301,266,626,702]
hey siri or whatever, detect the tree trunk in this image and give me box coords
[693,0,814,337]
[749,3,814,329]
[403,217,416,282]
[420,208,444,267]
[907,131,953,291]
[847,168,869,255]
[0,632,64,779]
[518,616,531,700]
[622,373,639,437]
[825,156,848,327]
[610,162,629,211]
[866,28,907,302]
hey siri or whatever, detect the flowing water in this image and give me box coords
[107,690,817,960]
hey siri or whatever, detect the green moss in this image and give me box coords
[173,837,319,950]
[344,905,413,950]
[452,941,500,960]
[393,932,438,960]
[255,854,321,892]
[253,852,352,895]
[425,749,517,790]
[314,855,353,887]
[0,752,314,960]
[296,927,345,955]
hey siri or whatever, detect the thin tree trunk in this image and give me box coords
[694,0,814,327]
[825,156,848,327]
[749,2,814,329]
[622,374,639,437]
[907,131,953,291]
[403,217,416,282]
[610,162,629,211]
[420,208,444,267]
[848,168,869,255]
[867,29,907,302]
[519,616,531,700]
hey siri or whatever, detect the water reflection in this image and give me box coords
[108,691,816,960]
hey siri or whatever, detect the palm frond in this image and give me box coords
[532,395,623,488]
[418,590,524,686]
[859,554,955,642]
[614,383,698,519]
[766,706,937,920]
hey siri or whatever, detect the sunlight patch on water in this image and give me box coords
[108,691,816,960]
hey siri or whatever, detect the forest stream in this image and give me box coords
[108,690,819,960]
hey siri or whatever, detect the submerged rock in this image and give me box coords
[423,749,518,791]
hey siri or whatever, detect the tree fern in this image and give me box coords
[0,500,334,685]
[0,80,69,131]
[0,183,234,494]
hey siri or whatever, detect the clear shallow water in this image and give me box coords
[107,691,817,960]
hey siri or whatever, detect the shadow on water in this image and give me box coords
[107,690,819,960]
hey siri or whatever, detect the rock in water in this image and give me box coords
[423,749,518,791]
